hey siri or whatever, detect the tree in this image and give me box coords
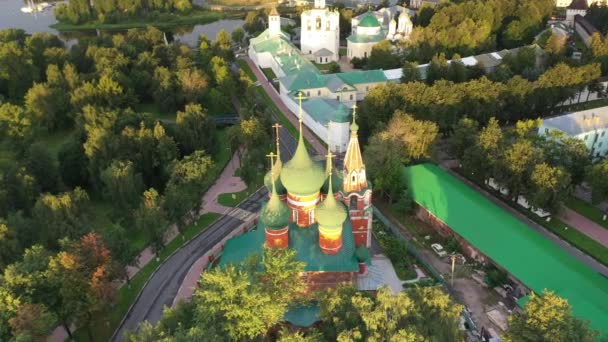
[503,290,598,342]
[0,165,37,217]
[32,188,90,248]
[0,103,34,149]
[101,223,138,284]
[319,286,463,341]
[101,160,144,218]
[177,68,208,105]
[175,103,216,155]
[367,40,400,70]
[529,163,571,212]
[363,135,405,202]
[587,159,608,204]
[380,111,439,161]
[495,139,542,199]
[135,188,168,255]
[449,117,479,159]
[9,303,57,342]
[163,151,214,235]
[192,248,305,341]
[58,138,89,188]
[24,143,60,193]
[231,27,245,47]
[24,82,70,131]
[0,285,20,341]
[0,220,20,271]
[401,61,421,83]
[0,41,37,99]
[213,30,234,61]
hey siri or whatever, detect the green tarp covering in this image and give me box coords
[403,163,608,337]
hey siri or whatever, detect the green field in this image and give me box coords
[51,9,223,31]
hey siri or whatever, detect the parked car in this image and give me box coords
[431,243,447,257]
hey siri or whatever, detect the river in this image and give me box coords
[0,0,244,47]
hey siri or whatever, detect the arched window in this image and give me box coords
[350,197,358,210]
[351,172,357,184]
[326,20,331,31]
[316,17,322,30]
[307,21,311,31]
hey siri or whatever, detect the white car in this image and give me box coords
[431,243,447,257]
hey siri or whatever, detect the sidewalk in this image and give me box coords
[51,150,247,342]
[244,57,327,155]
[559,208,608,247]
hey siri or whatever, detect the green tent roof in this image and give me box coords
[219,219,359,272]
[280,129,326,196]
[359,12,381,27]
[403,163,608,337]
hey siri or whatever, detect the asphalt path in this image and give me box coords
[112,124,298,341]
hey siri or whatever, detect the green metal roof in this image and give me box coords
[316,172,347,229]
[346,31,386,43]
[219,219,359,272]
[336,70,388,84]
[282,70,326,91]
[284,303,320,327]
[301,98,351,124]
[264,159,286,195]
[403,163,608,337]
[280,130,326,196]
[359,12,381,27]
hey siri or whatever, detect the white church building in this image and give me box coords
[347,7,413,60]
[300,0,340,64]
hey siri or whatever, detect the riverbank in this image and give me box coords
[50,8,232,31]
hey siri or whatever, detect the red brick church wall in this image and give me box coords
[301,271,356,292]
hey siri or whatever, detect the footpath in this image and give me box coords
[558,208,608,247]
[51,150,247,341]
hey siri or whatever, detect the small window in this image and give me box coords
[307,91,310,96]
[309,50,312,54]
[545,128,549,134]
[599,142,603,147]
[326,20,330,31]
[364,51,367,58]
[366,86,369,91]
[325,57,328,63]
[317,90,321,96]
[350,197,357,210]
[350,94,353,100]
[337,95,340,101]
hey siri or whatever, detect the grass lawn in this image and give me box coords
[237,59,256,81]
[566,197,608,231]
[73,212,221,342]
[217,167,265,207]
[51,8,223,31]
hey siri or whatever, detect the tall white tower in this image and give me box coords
[300,2,340,63]
[398,11,413,37]
[268,7,281,36]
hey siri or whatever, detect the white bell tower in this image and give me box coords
[269,7,281,36]
[314,0,325,8]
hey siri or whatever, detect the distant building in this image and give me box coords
[566,0,590,25]
[539,106,608,160]
[347,7,413,59]
[574,14,603,47]
[410,0,442,9]
[300,0,340,64]
[557,0,607,7]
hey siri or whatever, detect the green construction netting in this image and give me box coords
[403,163,608,337]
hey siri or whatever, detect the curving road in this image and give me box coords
[112,121,300,341]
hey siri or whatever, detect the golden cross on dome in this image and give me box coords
[272,123,282,155]
[266,152,277,177]
[296,92,306,123]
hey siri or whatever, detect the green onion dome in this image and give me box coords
[264,159,286,195]
[261,187,290,230]
[316,186,347,229]
[280,133,325,196]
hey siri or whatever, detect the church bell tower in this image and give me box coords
[342,105,373,247]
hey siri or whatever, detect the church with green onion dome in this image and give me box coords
[218,97,373,293]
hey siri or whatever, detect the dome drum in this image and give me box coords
[265,226,289,249]
[319,226,343,254]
